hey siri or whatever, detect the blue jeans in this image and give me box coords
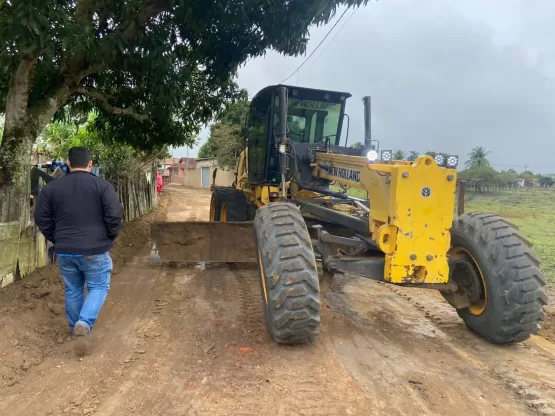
[58,253,112,333]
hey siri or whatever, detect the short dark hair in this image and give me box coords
[68,147,91,169]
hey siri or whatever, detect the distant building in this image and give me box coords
[517,178,540,188]
[161,157,197,184]
[183,158,236,189]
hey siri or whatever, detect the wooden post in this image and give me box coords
[457,180,466,216]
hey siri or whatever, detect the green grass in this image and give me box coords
[465,190,555,287]
[329,185,367,199]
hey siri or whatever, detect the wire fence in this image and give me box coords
[463,183,553,193]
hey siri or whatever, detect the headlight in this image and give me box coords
[381,150,393,162]
[434,153,446,167]
[446,155,459,169]
[366,150,378,162]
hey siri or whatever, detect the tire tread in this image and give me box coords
[254,202,321,344]
[213,187,248,222]
[452,212,547,344]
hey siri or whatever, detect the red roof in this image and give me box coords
[164,157,196,169]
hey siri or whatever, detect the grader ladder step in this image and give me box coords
[150,221,256,264]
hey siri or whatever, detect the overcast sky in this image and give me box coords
[173,0,555,173]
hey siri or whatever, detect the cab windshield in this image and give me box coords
[274,97,343,145]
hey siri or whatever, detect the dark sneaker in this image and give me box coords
[73,323,89,357]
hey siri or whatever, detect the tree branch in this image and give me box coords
[116,0,169,43]
[75,86,149,122]
[75,0,95,24]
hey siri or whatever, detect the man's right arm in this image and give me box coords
[34,186,55,242]
[101,182,123,240]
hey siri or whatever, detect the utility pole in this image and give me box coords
[524,165,529,172]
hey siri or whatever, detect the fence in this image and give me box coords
[0,165,158,289]
[110,168,157,222]
[464,183,551,194]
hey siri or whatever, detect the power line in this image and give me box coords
[304,9,357,75]
[280,8,351,84]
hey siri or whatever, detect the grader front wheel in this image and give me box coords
[254,202,321,344]
[446,212,548,344]
[209,187,248,222]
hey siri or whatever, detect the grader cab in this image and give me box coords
[151,84,547,346]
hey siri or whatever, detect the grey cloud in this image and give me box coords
[176,0,555,173]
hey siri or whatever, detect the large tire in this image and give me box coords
[210,187,248,222]
[449,212,547,344]
[254,202,321,344]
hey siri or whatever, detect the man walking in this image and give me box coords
[35,147,122,357]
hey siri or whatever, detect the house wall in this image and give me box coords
[164,166,185,185]
[183,160,235,188]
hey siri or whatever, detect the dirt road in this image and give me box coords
[2,186,555,415]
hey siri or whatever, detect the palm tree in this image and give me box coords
[393,150,406,160]
[407,151,419,161]
[465,146,491,169]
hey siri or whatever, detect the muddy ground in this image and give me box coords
[1,186,555,416]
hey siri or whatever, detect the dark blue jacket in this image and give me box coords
[35,171,123,255]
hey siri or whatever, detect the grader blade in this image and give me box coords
[149,222,256,264]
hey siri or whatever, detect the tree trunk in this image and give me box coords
[0,121,36,188]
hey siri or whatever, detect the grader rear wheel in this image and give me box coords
[254,202,321,344]
[446,212,548,344]
[210,187,248,222]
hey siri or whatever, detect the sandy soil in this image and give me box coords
[1,185,555,416]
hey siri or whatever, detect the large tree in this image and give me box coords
[0,0,368,187]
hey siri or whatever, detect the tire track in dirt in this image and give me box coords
[322,275,536,416]
[157,263,372,416]
[230,263,267,339]
[384,282,555,415]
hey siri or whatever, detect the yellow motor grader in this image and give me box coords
[151,84,547,345]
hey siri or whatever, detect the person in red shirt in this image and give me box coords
[156,170,164,196]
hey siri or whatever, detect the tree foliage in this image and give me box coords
[41,113,169,180]
[0,0,369,186]
[457,165,554,189]
[406,150,419,161]
[198,140,216,159]
[198,94,249,169]
[458,166,499,184]
[465,146,491,169]
[538,175,555,187]
[208,123,244,170]
[351,141,363,149]
[393,150,406,160]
